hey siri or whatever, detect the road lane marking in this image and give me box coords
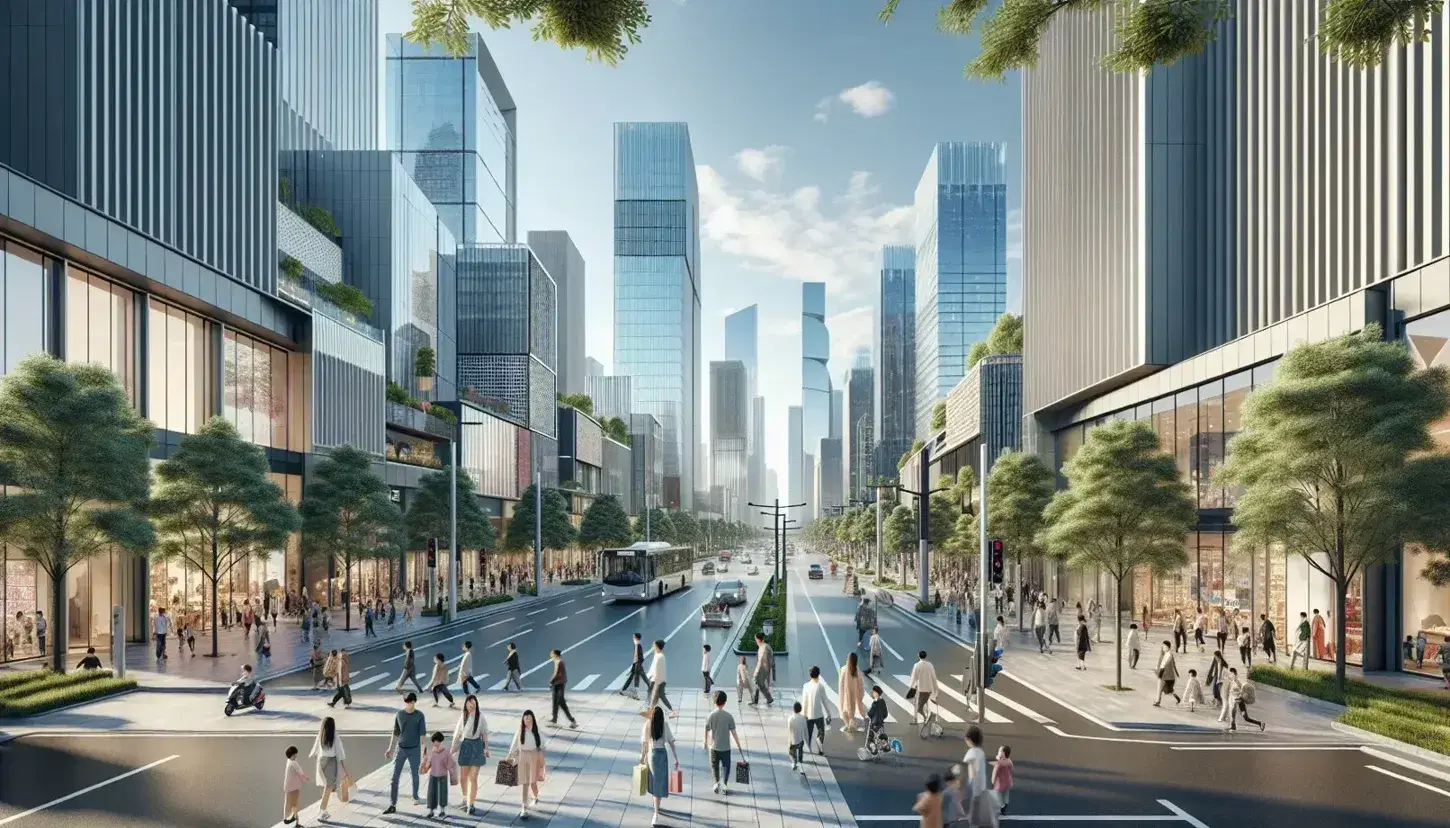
[516,607,646,680]
[1157,799,1211,827]
[887,675,966,723]
[877,636,904,661]
[1364,765,1450,798]
[559,600,575,607]
[794,570,842,670]
[546,616,568,626]
[527,608,551,616]
[1173,745,1364,751]
[349,672,391,690]
[572,674,600,691]
[490,629,531,647]
[1361,746,1450,785]
[949,675,1052,724]
[575,608,592,615]
[0,754,180,825]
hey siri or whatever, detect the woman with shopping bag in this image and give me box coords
[307,716,349,823]
[639,704,681,826]
[451,694,489,817]
[504,709,547,818]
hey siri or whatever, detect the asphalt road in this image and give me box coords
[782,551,1450,827]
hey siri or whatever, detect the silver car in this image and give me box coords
[713,579,747,606]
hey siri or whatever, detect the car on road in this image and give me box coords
[717,560,730,573]
[747,564,759,575]
[808,564,824,579]
[701,561,715,575]
[713,579,748,605]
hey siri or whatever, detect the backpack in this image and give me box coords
[1239,681,1256,705]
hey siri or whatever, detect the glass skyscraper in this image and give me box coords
[914,142,1007,438]
[725,304,764,505]
[613,122,700,511]
[385,33,516,245]
[875,244,916,476]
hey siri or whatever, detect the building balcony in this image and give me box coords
[385,437,445,470]
[386,400,459,443]
[277,270,384,342]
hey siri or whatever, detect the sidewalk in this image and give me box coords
[0,583,591,689]
[893,605,1355,739]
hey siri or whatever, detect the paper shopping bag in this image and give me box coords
[633,763,651,796]
[668,769,683,794]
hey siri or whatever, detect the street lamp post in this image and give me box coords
[897,441,951,606]
[750,499,804,590]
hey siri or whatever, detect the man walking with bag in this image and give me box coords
[854,598,876,648]
[703,691,743,795]
[618,631,646,700]
[548,649,579,729]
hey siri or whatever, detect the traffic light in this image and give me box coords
[989,539,1005,584]
[426,537,437,568]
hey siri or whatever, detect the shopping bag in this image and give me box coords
[337,773,353,803]
[449,762,460,786]
[668,769,683,794]
[496,759,519,787]
[734,760,751,785]
[633,763,651,796]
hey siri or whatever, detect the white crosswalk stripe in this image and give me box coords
[920,677,1010,723]
[572,674,600,691]
[888,676,964,723]
[951,675,1053,724]
[873,680,927,723]
[348,672,391,690]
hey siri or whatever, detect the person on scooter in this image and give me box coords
[234,664,259,706]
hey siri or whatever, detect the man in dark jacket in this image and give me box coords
[1259,614,1277,663]
[854,599,877,648]
[548,649,578,728]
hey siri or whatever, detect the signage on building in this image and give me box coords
[389,487,402,504]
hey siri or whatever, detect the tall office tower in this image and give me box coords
[830,389,844,439]
[613,122,701,511]
[588,375,632,420]
[914,142,1008,438]
[766,468,780,506]
[230,0,378,151]
[528,231,585,395]
[818,438,843,514]
[787,405,804,518]
[629,413,664,516]
[710,360,749,521]
[803,451,816,521]
[455,245,557,439]
[844,351,875,503]
[586,356,605,379]
[725,304,764,505]
[875,245,917,477]
[801,282,831,522]
[385,33,517,245]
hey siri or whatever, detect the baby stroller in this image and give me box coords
[856,719,898,763]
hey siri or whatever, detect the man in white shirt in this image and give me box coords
[152,608,171,660]
[962,725,990,819]
[458,640,479,693]
[908,650,938,726]
[992,615,1008,654]
[648,638,676,717]
[799,665,837,755]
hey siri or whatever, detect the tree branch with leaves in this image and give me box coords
[407,0,651,62]
[300,445,404,631]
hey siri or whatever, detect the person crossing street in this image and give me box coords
[854,597,876,648]
[617,631,646,699]
[547,649,578,729]
[750,632,775,706]
[647,638,677,717]
[394,641,425,694]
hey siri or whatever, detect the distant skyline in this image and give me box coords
[376,0,1020,484]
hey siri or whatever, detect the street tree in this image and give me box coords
[984,450,1056,595]
[884,502,918,583]
[579,494,633,550]
[300,445,404,630]
[1220,325,1450,693]
[0,356,155,671]
[505,484,576,552]
[1039,419,1196,690]
[405,468,496,584]
[634,507,675,544]
[408,0,650,63]
[151,418,300,657]
[670,510,700,548]
[879,0,1433,78]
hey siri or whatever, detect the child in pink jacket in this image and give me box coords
[991,744,1014,815]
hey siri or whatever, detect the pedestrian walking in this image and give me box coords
[395,641,425,694]
[282,745,309,826]
[639,705,680,825]
[1259,614,1278,663]
[309,641,326,690]
[750,633,775,706]
[1046,600,1061,645]
[1438,637,1450,688]
[1172,610,1187,653]
[301,611,311,643]
[1152,641,1182,707]
[992,616,1008,656]
[430,652,456,707]
[703,690,742,795]
[458,641,480,694]
[786,702,808,773]
[548,649,578,728]
[1179,669,1204,713]
[1032,602,1048,654]
[855,598,876,648]
[451,694,490,817]
[504,642,523,691]
[618,632,647,698]
[962,725,997,826]
[1237,626,1253,666]
[1206,649,1228,712]
[800,665,837,754]
[1216,610,1230,653]
[992,745,1014,815]
[308,716,348,823]
[364,605,375,638]
[1225,668,1265,732]
[382,693,427,815]
[505,710,547,817]
[942,766,967,826]
[1193,608,1207,652]
[1089,599,1103,643]
[913,774,944,828]
[866,626,885,676]
[735,655,750,704]
[421,731,455,819]
[1414,631,1428,668]
[257,622,272,661]
[327,649,353,709]
[838,652,865,733]
[908,651,938,727]
[646,639,676,716]
[1126,624,1143,669]
[1290,612,1312,669]
[1074,616,1091,670]
[153,608,171,660]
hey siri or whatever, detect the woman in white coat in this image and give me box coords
[308,716,348,823]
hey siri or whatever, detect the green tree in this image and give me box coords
[634,507,675,544]
[1220,325,1450,693]
[984,450,1056,591]
[0,356,155,671]
[879,0,1433,78]
[505,484,577,551]
[884,502,918,581]
[670,510,700,547]
[1039,419,1196,690]
[899,438,925,469]
[405,468,496,564]
[408,0,650,63]
[579,494,633,549]
[968,313,1025,369]
[930,401,947,431]
[300,445,403,630]
[556,392,595,417]
[151,418,300,657]
[602,416,632,444]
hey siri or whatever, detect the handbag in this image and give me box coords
[734,759,750,784]
[449,761,460,786]
[337,772,353,803]
[905,686,917,700]
[633,763,651,796]
[668,769,683,794]
[496,758,519,787]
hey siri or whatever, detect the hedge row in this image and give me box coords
[739,575,788,653]
[0,668,112,702]
[1248,664,1450,757]
[421,593,514,617]
[0,669,137,718]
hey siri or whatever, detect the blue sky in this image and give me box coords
[376,0,1020,483]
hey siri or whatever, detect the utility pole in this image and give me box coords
[897,442,949,606]
[867,478,898,587]
[976,442,991,723]
[533,467,543,592]
[750,499,804,590]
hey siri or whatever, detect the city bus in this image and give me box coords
[601,542,695,602]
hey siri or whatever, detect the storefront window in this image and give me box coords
[1197,380,1225,509]
[1173,390,1197,499]
[1402,310,1450,674]
[1150,396,1175,457]
[3,558,41,662]
[1221,371,1251,508]
[2,239,53,375]
[223,330,290,449]
[65,268,136,405]
[147,299,214,434]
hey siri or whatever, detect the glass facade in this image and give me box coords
[147,299,215,435]
[914,143,1008,438]
[385,33,514,245]
[456,245,557,436]
[223,329,293,449]
[65,268,137,404]
[612,123,700,509]
[1403,310,1450,675]
[801,283,831,493]
[875,245,916,477]
[461,403,520,501]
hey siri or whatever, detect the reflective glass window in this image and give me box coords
[65,267,136,405]
[147,299,214,434]
[2,240,51,375]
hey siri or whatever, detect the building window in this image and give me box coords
[1402,310,1450,675]
[65,267,136,405]
[147,298,215,434]
[1,239,52,374]
[223,330,290,449]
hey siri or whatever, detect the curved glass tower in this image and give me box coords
[801,282,831,521]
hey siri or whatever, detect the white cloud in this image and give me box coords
[733,145,788,182]
[827,305,874,375]
[837,81,895,117]
[813,97,833,123]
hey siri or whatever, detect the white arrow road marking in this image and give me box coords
[546,616,568,626]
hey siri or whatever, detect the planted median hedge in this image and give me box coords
[1249,664,1450,757]
[421,593,514,617]
[738,575,788,654]
[0,669,137,718]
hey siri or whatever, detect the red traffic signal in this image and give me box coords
[426,537,437,568]
[989,539,1004,584]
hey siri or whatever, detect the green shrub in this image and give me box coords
[420,593,513,617]
[280,255,304,280]
[0,670,48,692]
[1250,664,1450,756]
[415,346,437,378]
[915,598,942,612]
[1341,708,1450,756]
[740,576,787,652]
[387,382,412,406]
[428,404,457,423]
[561,578,591,586]
[317,282,373,318]
[279,176,291,202]
[518,584,538,596]
[0,668,112,703]
[299,204,340,238]
[0,676,137,718]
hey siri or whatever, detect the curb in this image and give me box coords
[1331,721,1450,771]
[731,576,789,657]
[1250,681,1348,716]
[0,686,142,742]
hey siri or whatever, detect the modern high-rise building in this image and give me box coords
[875,245,917,477]
[629,413,663,516]
[801,282,831,522]
[612,122,701,511]
[709,360,749,522]
[914,142,1008,438]
[787,405,804,519]
[588,374,632,421]
[385,33,516,245]
[586,356,605,378]
[528,231,585,395]
[844,352,874,503]
[1022,0,1450,677]
[725,304,765,505]
[818,437,843,514]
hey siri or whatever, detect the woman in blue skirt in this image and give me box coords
[451,694,489,816]
[639,704,679,825]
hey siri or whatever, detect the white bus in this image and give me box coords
[601,542,695,602]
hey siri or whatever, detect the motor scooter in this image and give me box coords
[224,678,266,716]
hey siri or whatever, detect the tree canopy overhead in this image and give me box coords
[879,0,1436,78]
[407,0,650,63]
[579,494,633,549]
[505,484,576,551]
[406,467,497,554]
